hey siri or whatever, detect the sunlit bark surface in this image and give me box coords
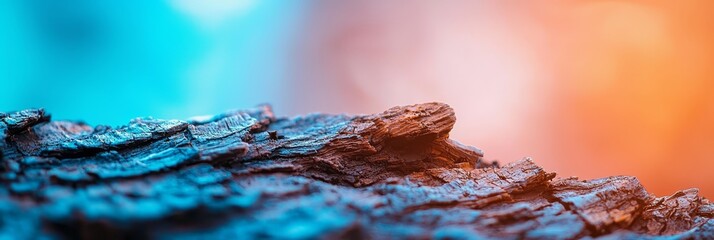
[1,103,711,239]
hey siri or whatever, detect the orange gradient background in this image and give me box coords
[285,1,714,198]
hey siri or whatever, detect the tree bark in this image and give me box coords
[0,103,711,239]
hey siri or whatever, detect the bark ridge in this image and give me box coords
[0,103,711,239]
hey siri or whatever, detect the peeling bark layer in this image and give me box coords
[0,103,712,239]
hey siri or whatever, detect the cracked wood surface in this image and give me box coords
[0,103,712,239]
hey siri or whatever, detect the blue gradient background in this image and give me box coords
[0,0,304,125]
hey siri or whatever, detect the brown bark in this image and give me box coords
[0,103,711,239]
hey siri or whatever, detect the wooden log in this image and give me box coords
[0,103,711,239]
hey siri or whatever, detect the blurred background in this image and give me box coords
[1,0,713,198]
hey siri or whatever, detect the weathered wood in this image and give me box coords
[0,103,711,239]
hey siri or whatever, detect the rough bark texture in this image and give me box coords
[0,103,712,239]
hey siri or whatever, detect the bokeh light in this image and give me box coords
[1,0,713,198]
